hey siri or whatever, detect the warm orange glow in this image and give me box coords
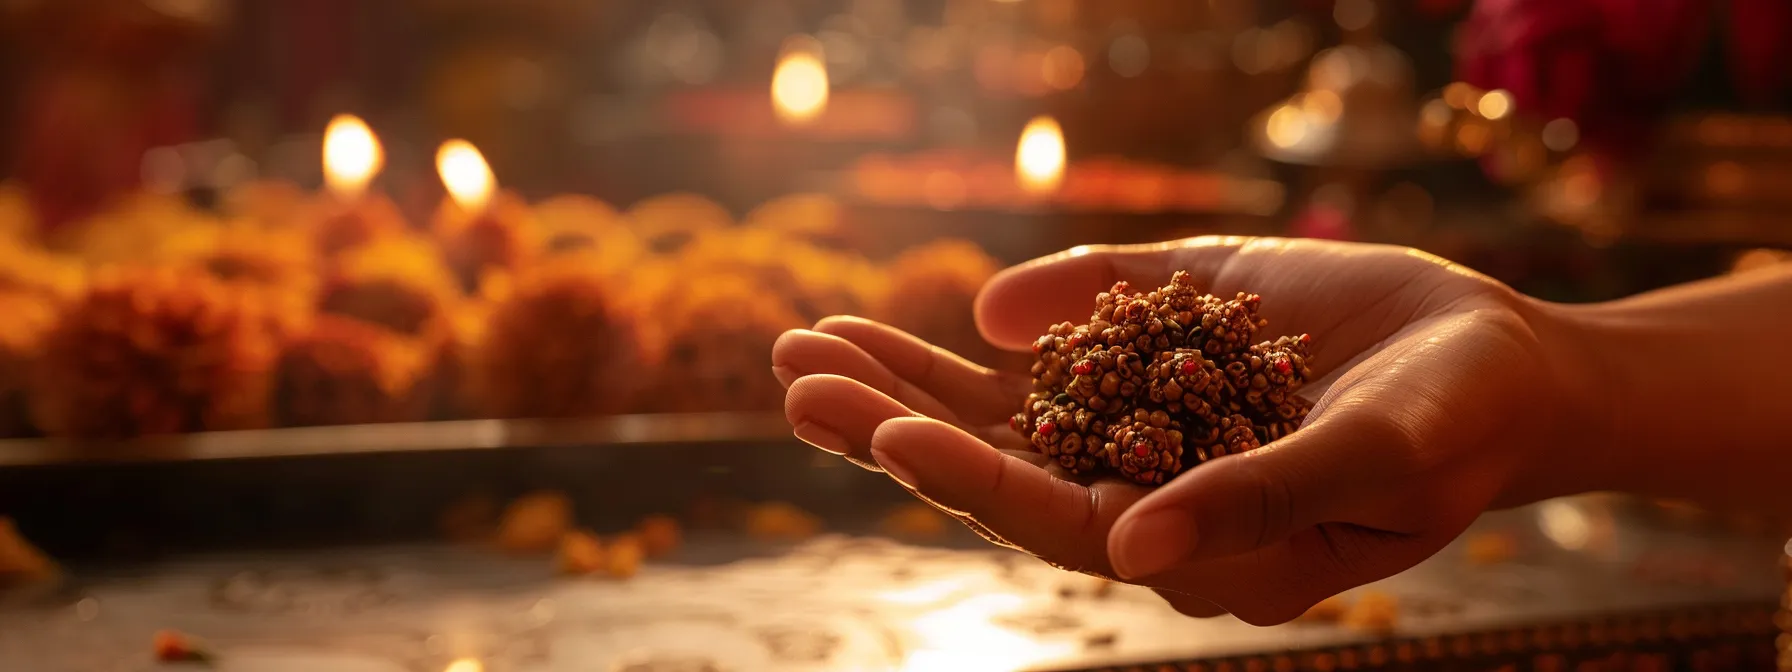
[1442,82,1477,109]
[1705,161,1746,197]
[1476,90,1513,120]
[1542,118,1580,152]
[1301,90,1343,124]
[322,114,383,200]
[1455,123,1491,155]
[923,170,968,210]
[898,593,1075,672]
[1041,45,1085,90]
[1265,105,1308,148]
[1015,116,1066,195]
[772,39,830,125]
[443,659,483,672]
[436,139,496,213]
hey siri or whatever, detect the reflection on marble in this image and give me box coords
[0,499,1779,671]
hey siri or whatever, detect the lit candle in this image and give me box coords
[315,115,404,255]
[322,114,383,202]
[431,139,538,296]
[436,140,495,214]
[772,37,829,126]
[1015,115,1066,196]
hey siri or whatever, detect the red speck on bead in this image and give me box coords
[1071,360,1094,375]
[1299,334,1311,344]
[1132,441,1151,457]
[1179,360,1200,376]
[1038,422,1057,437]
[1068,333,1086,348]
[1275,359,1292,375]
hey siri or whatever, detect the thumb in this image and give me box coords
[1105,405,1417,580]
[1105,316,1519,579]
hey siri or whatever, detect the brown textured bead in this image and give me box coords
[1145,350,1228,425]
[1106,410,1185,485]
[1067,347,1148,413]
[1194,292,1267,357]
[1029,400,1110,474]
[1183,414,1262,463]
[1013,271,1314,485]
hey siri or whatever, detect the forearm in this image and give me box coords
[1545,264,1792,511]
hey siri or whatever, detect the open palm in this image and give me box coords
[775,236,1594,624]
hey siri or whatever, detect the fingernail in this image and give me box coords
[1109,509,1197,580]
[868,444,920,490]
[792,422,849,456]
[772,365,802,388]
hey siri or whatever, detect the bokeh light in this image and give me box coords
[772,38,830,125]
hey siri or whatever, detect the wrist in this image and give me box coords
[1513,268,1792,512]
[1508,296,1625,501]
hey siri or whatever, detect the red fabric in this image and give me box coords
[1454,0,1710,159]
[1727,0,1792,105]
[14,68,200,229]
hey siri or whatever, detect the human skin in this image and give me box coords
[772,236,1792,626]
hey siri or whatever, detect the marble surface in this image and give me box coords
[0,497,1780,672]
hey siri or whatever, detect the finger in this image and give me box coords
[869,416,1145,575]
[974,237,1256,350]
[771,329,963,424]
[784,374,916,468]
[812,316,1030,424]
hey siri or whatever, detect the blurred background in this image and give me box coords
[1,0,1789,440]
[2,1,1792,670]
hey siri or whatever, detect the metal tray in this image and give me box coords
[0,415,797,467]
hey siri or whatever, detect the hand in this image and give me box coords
[773,237,1606,625]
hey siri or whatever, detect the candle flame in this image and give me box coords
[772,39,829,125]
[436,139,496,213]
[322,114,383,200]
[1015,116,1066,195]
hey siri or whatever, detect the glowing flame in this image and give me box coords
[443,659,483,672]
[772,39,829,125]
[1015,116,1066,195]
[436,139,496,213]
[322,114,383,200]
